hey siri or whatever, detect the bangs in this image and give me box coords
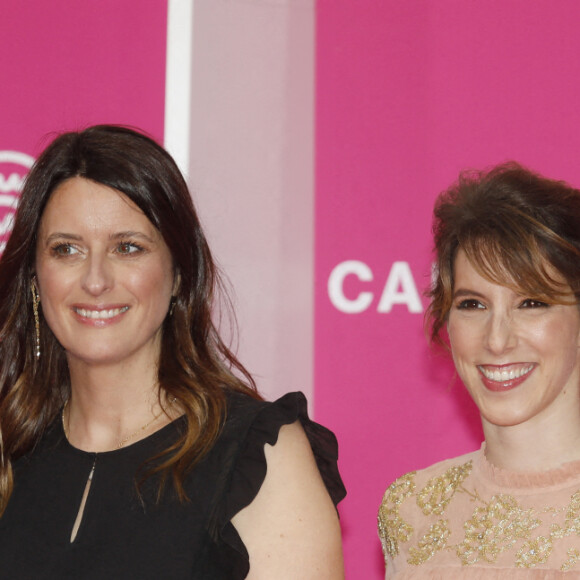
[459,233,576,305]
[428,162,580,346]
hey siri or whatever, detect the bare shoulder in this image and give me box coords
[232,420,344,579]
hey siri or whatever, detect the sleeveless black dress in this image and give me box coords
[0,391,345,579]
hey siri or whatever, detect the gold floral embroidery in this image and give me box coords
[378,512,413,558]
[562,548,580,572]
[515,536,552,568]
[457,494,541,565]
[378,456,580,572]
[563,491,580,533]
[386,472,417,506]
[378,472,416,559]
[408,520,451,565]
[417,462,473,516]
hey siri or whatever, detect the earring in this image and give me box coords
[169,296,176,316]
[31,281,40,359]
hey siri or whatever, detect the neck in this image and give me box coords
[482,409,580,472]
[63,357,176,452]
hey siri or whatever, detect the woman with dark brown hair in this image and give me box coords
[379,163,580,577]
[0,125,345,579]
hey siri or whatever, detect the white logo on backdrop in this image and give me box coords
[328,260,423,314]
[0,151,34,254]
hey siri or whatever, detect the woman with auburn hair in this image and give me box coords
[379,163,580,577]
[0,125,345,579]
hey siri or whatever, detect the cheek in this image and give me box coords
[129,262,174,300]
[34,275,72,343]
[526,316,580,387]
[36,264,72,305]
[530,317,578,357]
[448,325,468,368]
[447,318,470,356]
[553,327,580,369]
[447,318,481,381]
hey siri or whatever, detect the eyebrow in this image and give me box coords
[42,231,157,245]
[452,288,486,300]
[42,233,82,245]
[109,231,156,243]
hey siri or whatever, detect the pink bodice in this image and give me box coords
[378,446,580,578]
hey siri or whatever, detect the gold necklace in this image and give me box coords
[61,399,171,449]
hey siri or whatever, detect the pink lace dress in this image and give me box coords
[378,445,580,578]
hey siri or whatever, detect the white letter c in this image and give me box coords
[328,260,373,313]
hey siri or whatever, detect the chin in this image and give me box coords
[480,408,535,428]
[66,349,128,366]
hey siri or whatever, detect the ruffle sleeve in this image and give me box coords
[212,391,346,578]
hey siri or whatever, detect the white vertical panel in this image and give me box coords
[189,0,315,405]
[164,0,193,177]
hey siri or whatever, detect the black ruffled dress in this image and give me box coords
[0,391,345,579]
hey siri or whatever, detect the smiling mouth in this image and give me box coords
[73,306,129,320]
[477,364,535,383]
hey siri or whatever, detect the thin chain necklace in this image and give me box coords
[61,399,170,450]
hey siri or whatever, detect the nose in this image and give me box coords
[484,310,516,355]
[81,252,113,296]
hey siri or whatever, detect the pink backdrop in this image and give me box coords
[315,1,580,578]
[1,0,167,250]
[6,2,580,579]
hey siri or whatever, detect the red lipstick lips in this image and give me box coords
[478,364,535,392]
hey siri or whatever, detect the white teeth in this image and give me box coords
[75,306,129,320]
[479,364,533,382]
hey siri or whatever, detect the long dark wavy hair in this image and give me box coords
[0,125,260,514]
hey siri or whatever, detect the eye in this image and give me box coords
[456,299,485,310]
[51,243,79,257]
[520,298,549,309]
[116,241,144,255]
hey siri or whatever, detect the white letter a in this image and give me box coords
[377,261,422,313]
